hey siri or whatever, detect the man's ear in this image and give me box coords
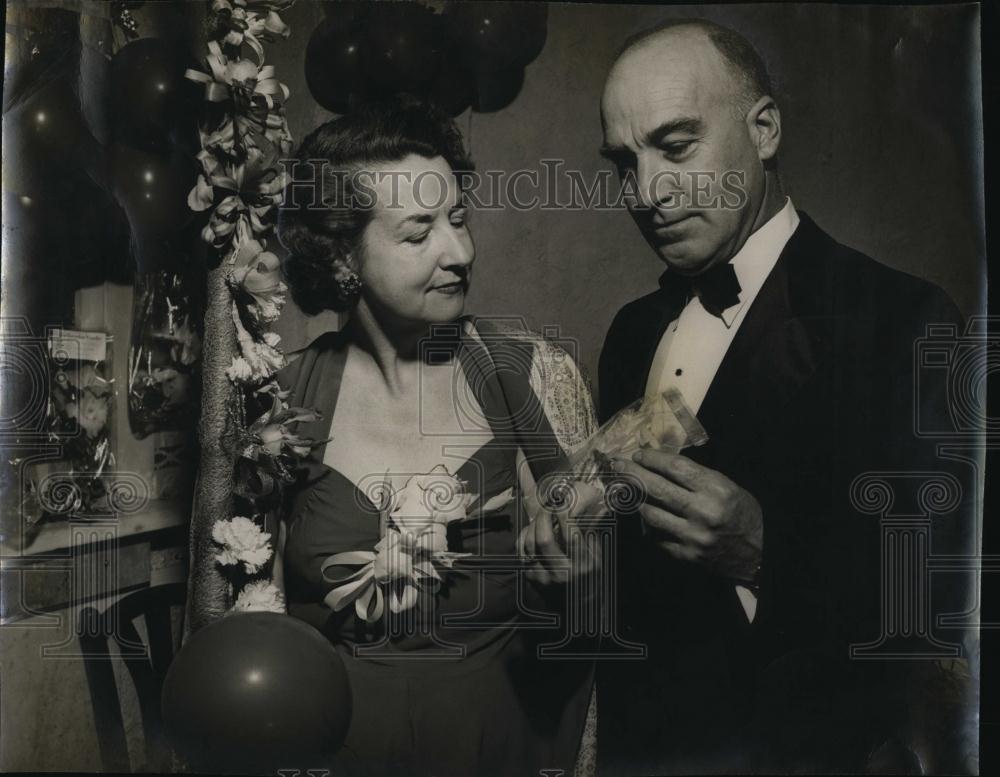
[746,95,781,162]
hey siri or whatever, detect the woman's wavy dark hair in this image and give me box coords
[277,96,474,315]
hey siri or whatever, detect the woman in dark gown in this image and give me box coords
[272,98,600,777]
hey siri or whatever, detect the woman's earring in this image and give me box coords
[336,269,362,301]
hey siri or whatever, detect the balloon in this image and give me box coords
[110,38,199,154]
[362,3,443,94]
[426,49,475,117]
[2,78,95,198]
[305,18,369,114]
[79,34,114,147]
[162,613,352,773]
[17,78,88,157]
[473,66,525,113]
[444,2,548,73]
[111,144,195,240]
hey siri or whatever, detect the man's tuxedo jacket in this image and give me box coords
[595,212,975,774]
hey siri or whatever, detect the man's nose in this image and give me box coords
[635,157,681,211]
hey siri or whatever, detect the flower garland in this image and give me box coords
[185,0,313,616]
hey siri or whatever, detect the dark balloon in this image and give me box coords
[426,52,475,117]
[80,34,114,146]
[110,38,198,154]
[111,143,195,240]
[362,3,443,94]
[444,2,548,73]
[305,17,369,114]
[162,613,351,774]
[19,79,88,156]
[2,78,94,197]
[473,66,525,113]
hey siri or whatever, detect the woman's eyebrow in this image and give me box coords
[398,213,435,226]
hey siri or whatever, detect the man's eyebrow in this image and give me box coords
[647,117,704,145]
[599,143,632,161]
[599,117,705,160]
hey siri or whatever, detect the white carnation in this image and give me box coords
[230,580,286,614]
[212,516,273,574]
[226,356,254,383]
[262,331,282,348]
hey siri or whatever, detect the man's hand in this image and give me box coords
[612,450,763,583]
[517,479,605,586]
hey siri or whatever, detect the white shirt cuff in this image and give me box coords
[736,584,758,622]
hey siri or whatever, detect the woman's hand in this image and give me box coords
[517,479,606,586]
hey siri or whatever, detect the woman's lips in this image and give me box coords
[430,281,467,295]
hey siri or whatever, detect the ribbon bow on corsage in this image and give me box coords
[321,465,514,622]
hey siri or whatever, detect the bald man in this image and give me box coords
[596,19,973,775]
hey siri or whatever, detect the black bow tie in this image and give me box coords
[658,261,742,318]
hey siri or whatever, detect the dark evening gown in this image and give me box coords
[276,324,593,777]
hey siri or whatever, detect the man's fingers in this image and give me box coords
[656,539,699,564]
[639,503,705,546]
[632,449,707,490]
[613,457,697,515]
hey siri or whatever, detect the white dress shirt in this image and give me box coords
[644,198,800,622]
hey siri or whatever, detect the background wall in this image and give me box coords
[271,1,985,392]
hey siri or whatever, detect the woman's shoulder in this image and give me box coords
[275,328,349,392]
[467,317,596,448]
[467,317,575,360]
[466,317,585,380]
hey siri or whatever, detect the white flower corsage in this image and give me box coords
[320,465,515,622]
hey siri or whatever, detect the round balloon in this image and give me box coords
[162,612,352,773]
[3,78,93,197]
[305,17,369,114]
[111,144,195,240]
[473,66,525,113]
[110,38,198,153]
[362,3,443,94]
[426,48,475,117]
[80,35,114,146]
[445,2,548,73]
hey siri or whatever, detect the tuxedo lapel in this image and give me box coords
[692,214,835,460]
